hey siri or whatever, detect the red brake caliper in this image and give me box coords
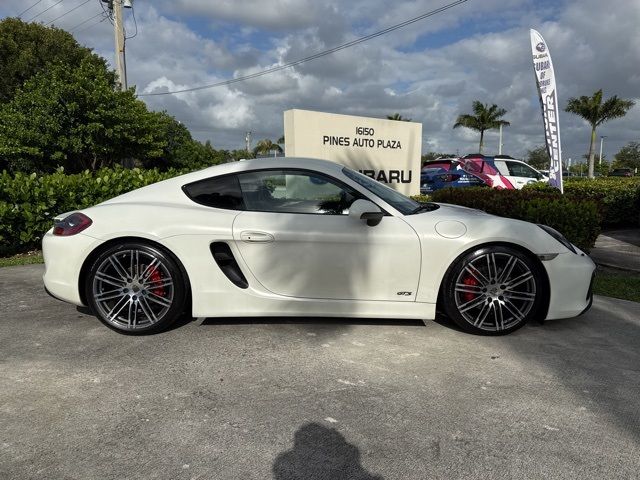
[147,266,165,297]
[462,275,479,302]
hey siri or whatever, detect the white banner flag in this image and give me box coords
[530,29,563,193]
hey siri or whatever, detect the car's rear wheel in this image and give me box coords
[442,245,544,335]
[85,242,187,334]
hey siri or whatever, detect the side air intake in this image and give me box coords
[210,242,249,289]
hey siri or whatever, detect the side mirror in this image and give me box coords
[349,199,383,226]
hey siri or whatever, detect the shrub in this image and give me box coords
[524,178,640,227]
[1,169,623,257]
[564,177,640,228]
[425,187,601,252]
[0,166,187,255]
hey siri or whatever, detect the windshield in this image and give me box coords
[342,167,420,215]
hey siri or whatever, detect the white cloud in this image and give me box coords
[1,0,638,159]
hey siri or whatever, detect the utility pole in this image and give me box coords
[245,132,252,155]
[103,0,132,91]
[112,0,126,90]
[498,124,503,155]
[599,135,606,166]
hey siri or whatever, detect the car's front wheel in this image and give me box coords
[85,242,187,334]
[442,245,544,335]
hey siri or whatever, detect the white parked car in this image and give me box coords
[43,158,594,335]
[492,155,548,189]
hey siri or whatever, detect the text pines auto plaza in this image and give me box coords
[284,109,422,195]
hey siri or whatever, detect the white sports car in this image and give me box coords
[43,157,595,335]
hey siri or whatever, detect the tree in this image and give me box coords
[525,146,550,170]
[580,153,610,176]
[253,139,283,157]
[0,18,104,103]
[421,152,456,162]
[565,89,635,178]
[143,112,222,170]
[614,142,640,170]
[453,101,509,153]
[0,58,165,173]
[387,113,411,122]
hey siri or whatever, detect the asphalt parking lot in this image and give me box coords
[1,264,639,480]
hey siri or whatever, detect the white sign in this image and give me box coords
[284,109,422,195]
[530,29,563,193]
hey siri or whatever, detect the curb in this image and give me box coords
[592,260,640,274]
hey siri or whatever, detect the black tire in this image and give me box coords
[442,245,544,335]
[85,242,187,335]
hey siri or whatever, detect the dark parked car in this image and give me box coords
[420,154,549,194]
[609,168,633,177]
[420,159,488,194]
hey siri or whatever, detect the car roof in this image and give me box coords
[99,157,350,206]
[193,156,346,178]
[463,154,524,162]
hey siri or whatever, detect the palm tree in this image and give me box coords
[453,101,510,153]
[253,139,283,157]
[387,113,412,122]
[565,89,635,178]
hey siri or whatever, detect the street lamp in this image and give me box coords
[599,135,607,166]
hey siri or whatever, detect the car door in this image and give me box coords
[231,169,421,301]
[496,160,543,189]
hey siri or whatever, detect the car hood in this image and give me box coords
[428,202,490,216]
[402,203,571,254]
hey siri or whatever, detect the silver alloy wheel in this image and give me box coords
[91,249,175,330]
[453,252,537,332]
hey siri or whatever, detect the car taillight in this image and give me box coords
[53,212,92,236]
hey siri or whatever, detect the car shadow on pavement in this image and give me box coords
[201,317,424,345]
[201,317,423,327]
[272,422,384,480]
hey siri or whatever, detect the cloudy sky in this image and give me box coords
[3,0,639,161]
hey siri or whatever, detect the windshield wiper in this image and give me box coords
[409,202,439,214]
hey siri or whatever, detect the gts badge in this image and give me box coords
[397,291,412,296]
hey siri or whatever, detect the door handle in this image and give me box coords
[240,231,275,243]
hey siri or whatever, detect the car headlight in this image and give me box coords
[537,224,576,254]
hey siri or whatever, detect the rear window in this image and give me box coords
[423,161,454,171]
[183,175,245,210]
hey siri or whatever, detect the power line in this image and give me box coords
[139,0,470,97]
[25,0,65,22]
[73,13,109,33]
[17,0,44,18]
[69,11,104,31]
[44,0,92,27]
[97,0,114,25]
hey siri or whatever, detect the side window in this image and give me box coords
[507,161,539,178]
[493,160,510,176]
[237,170,359,215]
[183,175,245,210]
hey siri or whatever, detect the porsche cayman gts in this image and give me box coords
[43,158,595,335]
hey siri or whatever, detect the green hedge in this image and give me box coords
[420,187,601,252]
[0,167,186,256]
[565,178,640,228]
[2,168,632,257]
[524,178,640,227]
